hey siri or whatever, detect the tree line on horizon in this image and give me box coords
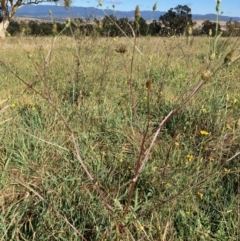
[6,5,240,37]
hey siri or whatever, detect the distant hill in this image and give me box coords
[14,5,240,22]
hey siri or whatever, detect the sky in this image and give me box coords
[71,0,240,17]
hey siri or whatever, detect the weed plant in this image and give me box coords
[0,1,239,240]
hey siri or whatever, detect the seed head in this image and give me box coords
[152,2,157,12]
[135,5,141,23]
[66,18,71,28]
[52,22,58,36]
[201,70,212,81]
[98,20,103,30]
[209,52,216,61]
[145,79,152,90]
[224,50,235,65]
[115,44,127,54]
[209,29,212,37]
[187,26,192,36]
[216,2,220,12]
[64,0,71,9]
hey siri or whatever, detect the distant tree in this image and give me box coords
[28,20,40,36]
[116,17,148,37]
[226,18,240,36]
[159,5,193,36]
[116,17,132,36]
[63,21,77,36]
[38,22,53,36]
[81,23,95,36]
[148,20,162,36]
[201,20,221,36]
[137,17,148,36]
[101,15,117,37]
[7,20,20,35]
[0,0,71,38]
[192,26,201,36]
[19,20,31,35]
[71,18,94,36]
[56,22,65,34]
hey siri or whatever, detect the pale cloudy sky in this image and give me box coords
[72,0,240,17]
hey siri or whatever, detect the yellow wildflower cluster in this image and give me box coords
[187,154,194,162]
[201,105,208,113]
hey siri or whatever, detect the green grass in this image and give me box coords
[0,34,239,240]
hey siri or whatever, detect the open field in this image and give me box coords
[0,35,239,240]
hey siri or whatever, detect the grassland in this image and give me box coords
[0,34,239,240]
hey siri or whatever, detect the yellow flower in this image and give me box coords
[224,168,230,173]
[151,166,157,172]
[226,93,229,101]
[187,154,194,162]
[185,210,190,215]
[200,130,210,136]
[175,141,180,147]
[166,183,172,188]
[197,192,204,199]
[233,98,238,104]
[137,225,144,231]
[209,156,215,162]
[201,105,208,113]
[148,55,153,61]
[11,101,17,107]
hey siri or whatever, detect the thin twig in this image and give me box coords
[224,151,240,164]
[20,130,69,151]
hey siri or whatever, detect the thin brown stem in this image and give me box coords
[123,88,151,218]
